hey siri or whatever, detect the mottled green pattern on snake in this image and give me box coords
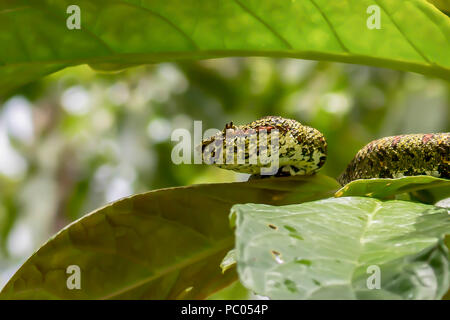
[201,116,449,184]
[338,133,449,185]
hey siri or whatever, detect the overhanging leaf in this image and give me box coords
[0,174,339,299]
[335,176,450,200]
[1,0,449,97]
[232,197,450,299]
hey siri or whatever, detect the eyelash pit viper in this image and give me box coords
[200,116,449,185]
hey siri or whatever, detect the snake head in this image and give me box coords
[224,121,236,131]
[196,116,329,176]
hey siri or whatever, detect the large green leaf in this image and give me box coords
[231,197,450,299]
[335,176,450,200]
[1,0,449,97]
[0,174,339,299]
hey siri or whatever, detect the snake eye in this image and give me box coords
[224,121,234,130]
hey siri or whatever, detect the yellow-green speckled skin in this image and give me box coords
[201,116,327,176]
[338,133,450,185]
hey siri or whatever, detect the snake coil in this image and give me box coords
[201,116,449,185]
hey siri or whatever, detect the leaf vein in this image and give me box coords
[308,0,349,53]
[232,0,293,49]
[114,0,199,50]
[373,0,431,64]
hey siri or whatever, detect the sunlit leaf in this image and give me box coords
[232,197,450,299]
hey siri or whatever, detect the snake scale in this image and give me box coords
[201,116,450,185]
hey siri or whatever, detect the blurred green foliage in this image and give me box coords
[0,59,449,289]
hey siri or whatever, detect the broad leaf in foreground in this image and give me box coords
[1,0,449,97]
[335,176,450,200]
[0,174,339,299]
[232,197,450,299]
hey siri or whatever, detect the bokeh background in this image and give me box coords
[0,58,449,292]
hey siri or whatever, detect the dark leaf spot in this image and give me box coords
[284,279,298,293]
[290,234,304,240]
[295,259,312,266]
[284,225,296,232]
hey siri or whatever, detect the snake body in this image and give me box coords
[338,133,449,185]
[201,116,449,184]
